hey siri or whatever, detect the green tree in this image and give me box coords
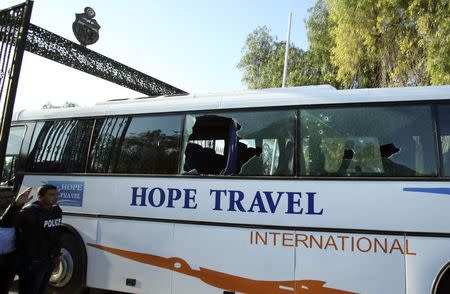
[238,0,450,89]
[409,0,450,84]
[237,26,275,89]
[327,0,430,88]
[305,0,341,88]
[259,42,320,87]
[238,26,328,89]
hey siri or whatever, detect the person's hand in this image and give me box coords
[14,187,33,207]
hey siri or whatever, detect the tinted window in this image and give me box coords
[182,110,295,176]
[438,105,450,176]
[300,105,437,177]
[1,126,25,186]
[27,120,93,173]
[89,115,182,174]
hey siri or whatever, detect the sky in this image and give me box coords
[2,0,316,111]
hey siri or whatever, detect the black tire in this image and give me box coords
[435,266,450,294]
[47,233,88,294]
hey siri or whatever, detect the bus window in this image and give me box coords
[1,125,25,186]
[88,115,182,174]
[27,120,93,173]
[300,105,437,177]
[438,105,450,176]
[182,110,295,176]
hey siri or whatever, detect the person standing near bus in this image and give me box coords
[0,187,32,294]
[16,184,62,294]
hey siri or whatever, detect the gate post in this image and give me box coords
[0,0,33,176]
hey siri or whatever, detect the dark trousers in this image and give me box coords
[18,258,55,294]
[0,251,16,294]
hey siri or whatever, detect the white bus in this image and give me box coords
[3,84,450,294]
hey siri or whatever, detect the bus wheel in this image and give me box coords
[434,263,450,294]
[48,233,87,294]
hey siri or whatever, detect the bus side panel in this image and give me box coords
[61,216,98,287]
[62,215,98,243]
[405,237,450,294]
[18,175,450,235]
[88,219,175,294]
[172,224,295,294]
[295,231,406,294]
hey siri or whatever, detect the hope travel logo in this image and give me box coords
[48,181,85,207]
[130,186,324,215]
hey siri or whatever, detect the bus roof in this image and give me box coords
[14,84,450,121]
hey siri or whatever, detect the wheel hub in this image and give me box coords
[49,248,74,287]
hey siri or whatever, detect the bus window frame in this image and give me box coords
[435,103,450,178]
[88,114,184,175]
[16,99,450,180]
[27,119,96,174]
[298,103,439,178]
[433,104,444,177]
[1,123,28,189]
[180,109,297,176]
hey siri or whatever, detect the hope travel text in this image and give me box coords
[129,186,324,215]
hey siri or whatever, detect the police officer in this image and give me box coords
[0,187,32,294]
[16,184,62,294]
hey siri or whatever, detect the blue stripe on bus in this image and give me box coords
[403,187,450,195]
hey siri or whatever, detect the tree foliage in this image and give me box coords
[410,0,450,84]
[305,0,341,88]
[238,0,450,89]
[237,26,326,89]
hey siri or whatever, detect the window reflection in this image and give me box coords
[1,126,25,186]
[300,106,437,177]
[27,120,93,173]
[438,105,450,176]
[89,115,183,174]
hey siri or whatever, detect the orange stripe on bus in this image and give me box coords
[87,243,358,294]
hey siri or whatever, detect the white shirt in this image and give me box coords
[0,227,15,254]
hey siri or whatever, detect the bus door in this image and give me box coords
[0,124,30,213]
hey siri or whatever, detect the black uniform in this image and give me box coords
[0,203,21,294]
[16,201,62,294]
[0,202,21,226]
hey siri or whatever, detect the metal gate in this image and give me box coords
[0,0,187,189]
[0,0,33,208]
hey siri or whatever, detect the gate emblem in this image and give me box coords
[72,7,100,46]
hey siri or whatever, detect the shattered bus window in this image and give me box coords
[300,105,437,177]
[181,110,295,176]
[438,105,450,176]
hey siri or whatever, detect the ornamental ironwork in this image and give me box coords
[0,1,33,194]
[0,0,187,189]
[0,2,28,107]
[25,24,187,96]
[1,6,187,98]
